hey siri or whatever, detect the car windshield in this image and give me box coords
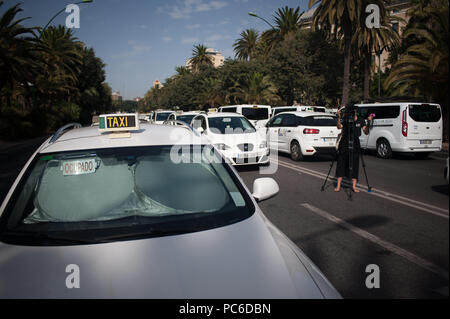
[0,146,253,246]
[177,114,196,125]
[274,108,296,115]
[241,108,269,121]
[156,112,173,121]
[208,117,256,134]
[298,115,337,126]
[409,104,441,122]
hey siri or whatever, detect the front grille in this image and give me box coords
[233,157,260,164]
[237,143,254,152]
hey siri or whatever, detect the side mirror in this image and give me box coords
[196,127,204,134]
[252,178,279,202]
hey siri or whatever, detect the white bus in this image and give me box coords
[355,102,442,159]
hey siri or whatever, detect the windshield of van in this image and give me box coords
[0,146,253,246]
[409,104,441,122]
[208,116,256,134]
[241,107,269,121]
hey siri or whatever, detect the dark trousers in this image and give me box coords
[336,141,360,180]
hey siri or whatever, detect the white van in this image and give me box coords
[355,102,442,159]
[219,105,272,129]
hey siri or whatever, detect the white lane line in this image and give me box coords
[278,159,448,214]
[301,203,449,280]
[274,160,449,219]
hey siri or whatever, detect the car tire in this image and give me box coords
[290,141,303,161]
[414,152,431,159]
[376,139,392,159]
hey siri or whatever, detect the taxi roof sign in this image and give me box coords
[98,113,140,133]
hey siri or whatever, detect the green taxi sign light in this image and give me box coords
[98,113,140,133]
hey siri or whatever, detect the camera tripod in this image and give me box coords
[320,112,373,201]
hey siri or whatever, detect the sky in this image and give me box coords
[4,0,311,100]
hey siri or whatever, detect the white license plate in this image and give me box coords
[322,138,336,142]
[420,140,432,145]
[237,153,255,159]
[62,158,97,176]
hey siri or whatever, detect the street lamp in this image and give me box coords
[248,12,275,30]
[38,0,94,39]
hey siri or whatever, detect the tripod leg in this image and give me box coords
[321,151,337,191]
[360,152,372,192]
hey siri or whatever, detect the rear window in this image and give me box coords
[297,115,337,126]
[313,107,326,113]
[241,107,269,121]
[409,104,441,122]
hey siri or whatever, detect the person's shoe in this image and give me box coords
[352,187,360,193]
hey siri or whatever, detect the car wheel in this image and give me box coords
[376,139,392,159]
[290,141,303,161]
[414,152,431,159]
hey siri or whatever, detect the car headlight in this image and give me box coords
[215,143,231,151]
[259,141,268,149]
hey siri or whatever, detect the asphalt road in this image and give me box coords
[237,151,449,298]
[0,137,448,298]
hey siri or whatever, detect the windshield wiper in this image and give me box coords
[95,228,196,242]
[2,231,97,245]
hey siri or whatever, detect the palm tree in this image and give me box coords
[175,66,191,77]
[233,29,259,61]
[189,44,213,72]
[352,1,401,99]
[385,3,449,95]
[36,26,83,101]
[308,0,364,105]
[195,77,224,108]
[233,72,280,105]
[260,6,304,53]
[0,1,38,112]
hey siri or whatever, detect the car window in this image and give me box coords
[177,115,196,125]
[208,116,256,134]
[0,147,254,245]
[297,115,337,126]
[269,115,283,127]
[156,112,173,121]
[409,104,441,122]
[241,107,269,121]
[274,108,296,115]
[281,114,297,127]
[359,105,400,119]
[221,107,237,113]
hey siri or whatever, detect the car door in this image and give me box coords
[266,115,283,150]
[278,114,297,152]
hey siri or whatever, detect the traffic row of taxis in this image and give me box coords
[147,107,340,165]
[0,112,341,299]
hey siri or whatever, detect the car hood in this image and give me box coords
[0,213,325,299]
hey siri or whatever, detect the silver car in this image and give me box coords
[0,116,341,298]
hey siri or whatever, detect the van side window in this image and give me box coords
[360,105,400,119]
[222,107,237,113]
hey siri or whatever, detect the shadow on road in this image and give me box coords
[431,184,449,196]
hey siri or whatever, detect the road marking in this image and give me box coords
[301,203,449,280]
[274,159,449,219]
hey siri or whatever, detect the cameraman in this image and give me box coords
[334,104,373,193]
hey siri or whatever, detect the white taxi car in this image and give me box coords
[151,110,176,124]
[0,113,340,298]
[266,111,340,161]
[191,112,270,166]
